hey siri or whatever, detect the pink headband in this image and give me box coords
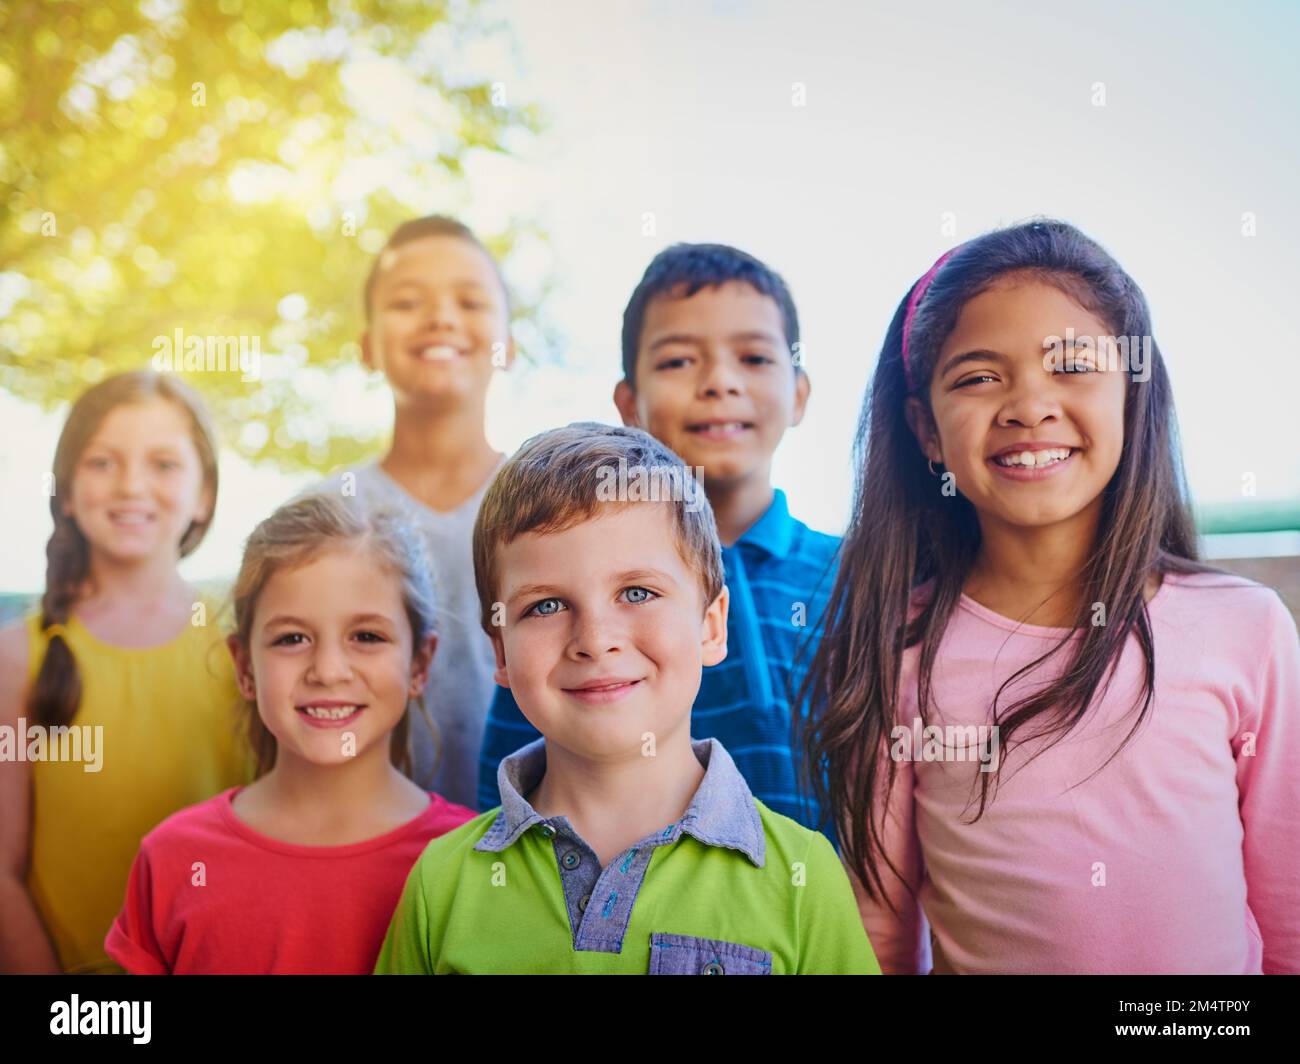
[901,246,962,388]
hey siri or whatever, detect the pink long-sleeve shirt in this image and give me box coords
[854,571,1300,975]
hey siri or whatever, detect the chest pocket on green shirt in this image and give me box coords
[648,933,772,975]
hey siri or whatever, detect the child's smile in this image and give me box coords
[986,442,1082,479]
[684,418,757,442]
[615,281,808,487]
[412,342,470,363]
[363,234,512,405]
[66,398,211,564]
[561,676,646,704]
[230,544,434,768]
[296,700,368,727]
[492,503,728,761]
[909,277,1127,533]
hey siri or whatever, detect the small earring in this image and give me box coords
[928,459,939,476]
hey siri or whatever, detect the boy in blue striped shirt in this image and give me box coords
[477,243,838,838]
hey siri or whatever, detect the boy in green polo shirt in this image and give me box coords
[375,423,878,975]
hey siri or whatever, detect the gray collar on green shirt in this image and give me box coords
[475,736,766,867]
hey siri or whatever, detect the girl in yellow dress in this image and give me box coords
[0,370,250,973]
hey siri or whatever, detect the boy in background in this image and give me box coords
[319,216,512,807]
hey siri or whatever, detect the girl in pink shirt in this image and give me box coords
[106,493,475,974]
[800,219,1300,974]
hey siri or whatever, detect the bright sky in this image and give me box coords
[2,0,1298,591]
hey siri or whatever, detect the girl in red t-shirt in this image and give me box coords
[106,492,476,974]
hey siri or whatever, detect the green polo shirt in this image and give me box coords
[375,737,879,974]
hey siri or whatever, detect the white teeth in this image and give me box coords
[994,448,1073,468]
[301,705,360,720]
[420,345,459,361]
[111,512,151,524]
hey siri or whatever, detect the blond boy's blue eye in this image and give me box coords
[622,587,654,604]
[528,598,564,616]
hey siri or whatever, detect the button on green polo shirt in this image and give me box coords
[375,737,880,974]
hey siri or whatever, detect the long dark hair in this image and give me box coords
[799,219,1216,907]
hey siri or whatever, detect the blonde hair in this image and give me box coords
[229,492,439,781]
[30,370,220,727]
[472,422,725,633]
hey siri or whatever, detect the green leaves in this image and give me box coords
[0,0,547,472]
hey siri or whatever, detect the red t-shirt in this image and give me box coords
[105,787,476,974]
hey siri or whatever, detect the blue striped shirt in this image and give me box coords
[475,489,839,842]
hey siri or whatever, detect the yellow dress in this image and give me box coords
[22,599,253,973]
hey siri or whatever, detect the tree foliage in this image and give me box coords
[0,0,546,471]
